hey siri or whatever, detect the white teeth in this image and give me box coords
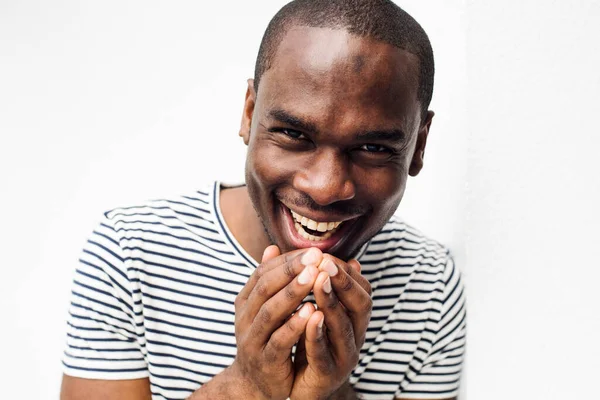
[289,207,344,241]
[316,222,328,232]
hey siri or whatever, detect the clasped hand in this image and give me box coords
[230,246,373,400]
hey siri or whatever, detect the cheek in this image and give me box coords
[246,137,299,189]
[356,165,407,215]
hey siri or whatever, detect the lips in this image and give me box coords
[290,209,343,242]
[278,202,358,252]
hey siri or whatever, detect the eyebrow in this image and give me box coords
[267,108,406,143]
[355,129,406,143]
[268,108,318,134]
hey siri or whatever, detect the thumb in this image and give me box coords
[294,331,307,368]
[261,245,281,262]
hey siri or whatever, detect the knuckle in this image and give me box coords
[341,323,355,343]
[268,335,284,352]
[364,281,373,296]
[254,265,264,279]
[283,260,296,279]
[340,274,354,292]
[283,283,297,301]
[254,281,269,298]
[326,297,340,310]
[256,306,273,325]
[285,316,299,334]
[234,295,242,308]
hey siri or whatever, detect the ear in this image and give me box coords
[409,110,434,176]
[239,78,257,145]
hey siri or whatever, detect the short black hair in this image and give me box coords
[254,0,435,120]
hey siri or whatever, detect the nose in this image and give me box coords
[292,148,356,206]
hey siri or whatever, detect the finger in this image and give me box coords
[318,257,372,347]
[263,302,315,365]
[247,262,321,345]
[321,255,371,296]
[237,247,321,304]
[261,244,281,263]
[348,259,361,275]
[313,270,356,361]
[304,311,335,373]
[294,331,308,369]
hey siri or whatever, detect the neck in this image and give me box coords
[219,185,271,263]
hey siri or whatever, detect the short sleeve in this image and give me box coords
[397,255,467,399]
[62,214,148,380]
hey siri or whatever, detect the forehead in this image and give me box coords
[258,26,421,128]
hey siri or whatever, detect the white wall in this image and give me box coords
[465,1,600,398]
[6,0,596,399]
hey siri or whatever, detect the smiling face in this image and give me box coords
[240,26,433,260]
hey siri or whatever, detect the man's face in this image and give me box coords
[240,26,432,260]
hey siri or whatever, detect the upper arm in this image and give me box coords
[62,216,149,389]
[60,375,151,400]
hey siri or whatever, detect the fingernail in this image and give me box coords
[317,316,324,337]
[301,248,320,267]
[322,277,332,294]
[321,259,338,277]
[299,304,311,319]
[297,266,313,285]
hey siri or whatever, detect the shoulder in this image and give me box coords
[104,182,216,228]
[361,215,452,272]
[94,181,231,263]
[359,215,461,304]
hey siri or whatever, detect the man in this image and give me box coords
[60,0,466,399]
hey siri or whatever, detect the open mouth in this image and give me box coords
[291,210,343,242]
[279,202,358,252]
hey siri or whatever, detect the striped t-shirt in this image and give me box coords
[63,181,466,399]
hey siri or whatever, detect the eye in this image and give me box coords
[280,128,305,140]
[360,144,391,153]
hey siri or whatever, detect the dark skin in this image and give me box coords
[61,26,454,400]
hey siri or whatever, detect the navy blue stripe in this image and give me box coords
[149,350,229,369]
[121,237,248,274]
[143,291,235,316]
[63,360,146,373]
[67,344,140,353]
[69,303,137,330]
[134,275,238,307]
[67,332,133,343]
[181,195,209,205]
[93,229,119,247]
[112,215,222,239]
[145,315,235,338]
[146,327,235,348]
[144,303,234,326]
[150,362,213,380]
[149,372,201,387]
[81,248,130,295]
[132,266,239,296]
[64,351,144,362]
[124,252,247,284]
[73,277,135,315]
[148,338,234,359]
[113,224,234,256]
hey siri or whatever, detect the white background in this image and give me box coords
[0,0,598,399]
